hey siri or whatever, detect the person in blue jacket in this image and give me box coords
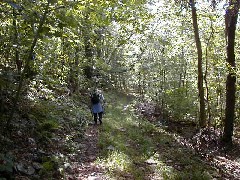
[91,89,105,125]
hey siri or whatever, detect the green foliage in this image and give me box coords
[39,119,59,131]
[35,123,57,143]
[24,101,60,142]
[165,87,198,120]
[96,91,219,179]
[36,119,59,139]
[42,161,55,171]
[39,156,59,178]
[174,171,212,180]
[0,0,240,173]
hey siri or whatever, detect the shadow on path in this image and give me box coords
[64,125,107,180]
[94,92,223,179]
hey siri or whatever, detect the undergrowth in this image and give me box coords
[96,91,218,179]
[0,86,91,179]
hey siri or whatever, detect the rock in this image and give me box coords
[64,163,71,170]
[28,138,36,147]
[16,162,35,175]
[118,127,126,132]
[32,162,42,171]
[17,131,22,136]
[88,173,101,180]
[145,158,158,165]
[88,176,101,180]
[107,145,115,151]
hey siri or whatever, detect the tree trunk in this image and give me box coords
[222,1,239,144]
[84,33,93,79]
[205,19,214,126]
[83,11,94,79]
[190,0,206,128]
[68,47,80,95]
[7,1,50,130]
[13,9,22,74]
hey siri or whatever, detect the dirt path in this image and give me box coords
[64,93,239,180]
[8,92,239,179]
[64,125,107,180]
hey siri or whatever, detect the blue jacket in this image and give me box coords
[91,93,104,113]
[92,102,104,114]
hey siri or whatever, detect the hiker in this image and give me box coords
[90,89,105,125]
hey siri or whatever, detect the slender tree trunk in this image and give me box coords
[162,69,166,119]
[7,1,50,130]
[84,32,93,79]
[222,1,239,144]
[83,10,94,79]
[13,9,22,74]
[190,0,206,128]
[205,19,214,126]
[68,46,80,95]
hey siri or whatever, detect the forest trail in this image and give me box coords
[64,125,105,179]
[63,92,230,180]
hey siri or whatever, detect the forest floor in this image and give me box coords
[63,91,240,179]
[1,91,240,179]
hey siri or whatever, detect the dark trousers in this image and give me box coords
[93,112,103,124]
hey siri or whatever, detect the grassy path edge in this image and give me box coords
[94,92,221,180]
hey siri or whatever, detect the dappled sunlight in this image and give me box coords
[94,92,220,179]
[97,93,167,178]
[1,0,239,178]
[96,150,132,174]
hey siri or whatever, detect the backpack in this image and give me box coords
[91,93,100,104]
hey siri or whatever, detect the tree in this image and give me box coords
[190,0,206,127]
[7,0,51,129]
[222,0,239,144]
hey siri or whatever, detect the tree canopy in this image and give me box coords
[0,0,240,179]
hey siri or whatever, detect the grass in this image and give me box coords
[95,91,218,179]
